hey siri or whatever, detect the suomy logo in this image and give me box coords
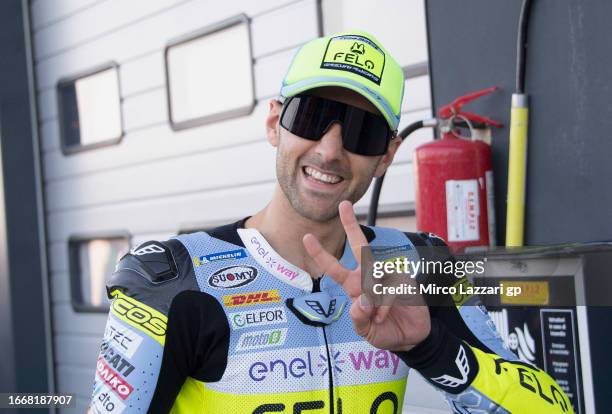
[208,265,257,289]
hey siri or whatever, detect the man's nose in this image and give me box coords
[314,122,344,161]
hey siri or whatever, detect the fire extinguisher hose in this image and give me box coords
[367,120,430,226]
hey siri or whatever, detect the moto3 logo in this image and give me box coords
[208,265,258,289]
[236,328,287,352]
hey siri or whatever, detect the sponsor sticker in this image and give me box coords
[193,249,247,266]
[110,290,167,344]
[99,342,135,377]
[321,35,385,84]
[96,357,133,400]
[229,306,287,330]
[93,383,126,413]
[223,289,281,308]
[236,328,288,352]
[247,344,403,382]
[208,265,258,289]
[104,318,144,358]
[238,228,313,291]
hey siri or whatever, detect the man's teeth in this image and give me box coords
[304,166,342,184]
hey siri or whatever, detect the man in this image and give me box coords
[90,31,573,413]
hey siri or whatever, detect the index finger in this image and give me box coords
[302,233,349,284]
[338,200,369,265]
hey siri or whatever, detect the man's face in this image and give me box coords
[267,87,399,223]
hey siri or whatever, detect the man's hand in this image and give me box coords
[303,200,431,352]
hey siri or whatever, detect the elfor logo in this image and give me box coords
[208,265,258,289]
[229,306,287,330]
[236,328,288,351]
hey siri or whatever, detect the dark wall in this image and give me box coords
[426,0,612,246]
[0,0,53,406]
[426,2,612,412]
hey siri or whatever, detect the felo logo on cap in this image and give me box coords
[321,35,385,84]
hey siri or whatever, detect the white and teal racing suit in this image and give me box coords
[90,219,573,413]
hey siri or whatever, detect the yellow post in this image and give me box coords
[505,94,529,247]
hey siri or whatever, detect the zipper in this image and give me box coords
[313,276,335,414]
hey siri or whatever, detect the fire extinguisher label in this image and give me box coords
[485,170,497,246]
[445,179,480,242]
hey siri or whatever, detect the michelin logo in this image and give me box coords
[194,249,247,266]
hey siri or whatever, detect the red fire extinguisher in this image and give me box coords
[414,87,502,251]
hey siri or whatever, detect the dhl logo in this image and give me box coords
[223,289,281,308]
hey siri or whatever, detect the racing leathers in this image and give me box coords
[90,219,574,413]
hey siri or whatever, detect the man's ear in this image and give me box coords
[373,135,402,177]
[266,99,282,147]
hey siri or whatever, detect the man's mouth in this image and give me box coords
[302,166,343,185]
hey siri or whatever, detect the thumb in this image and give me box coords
[349,294,374,336]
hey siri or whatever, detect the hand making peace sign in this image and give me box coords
[303,200,431,352]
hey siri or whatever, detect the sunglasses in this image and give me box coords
[279,94,394,156]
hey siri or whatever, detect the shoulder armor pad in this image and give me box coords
[107,239,199,314]
[126,241,178,284]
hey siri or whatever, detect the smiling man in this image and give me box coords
[89,31,573,413]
